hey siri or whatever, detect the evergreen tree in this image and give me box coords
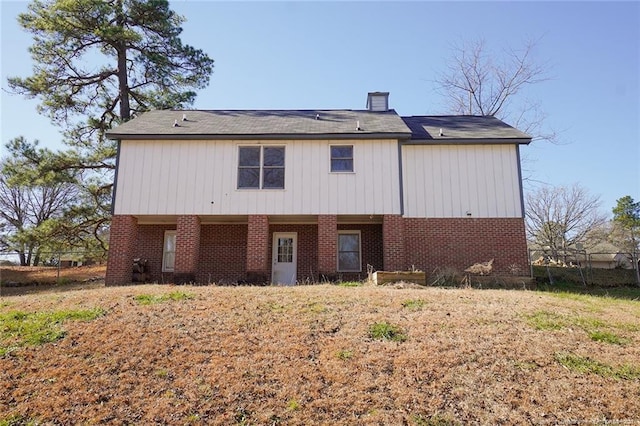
[7,0,214,253]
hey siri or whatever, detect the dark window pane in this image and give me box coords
[263,147,285,166]
[338,252,360,271]
[238,168,260,188]
[239,147,260,166]
[338,234,359,251]
[331,145,353,172]
[331,159,353,172]
[277,238,293,262]
[331,146,353,159]
[263,168,285,188]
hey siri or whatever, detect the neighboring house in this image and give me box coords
[530,243,634,269]
[105,92,531,285]
[588,243,634,269]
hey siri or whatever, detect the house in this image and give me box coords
[105,92,531,285]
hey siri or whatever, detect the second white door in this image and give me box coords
[272,232,297,285]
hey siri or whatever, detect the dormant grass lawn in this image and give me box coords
[1,283,639,425]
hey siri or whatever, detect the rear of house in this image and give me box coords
[105,93,531,285]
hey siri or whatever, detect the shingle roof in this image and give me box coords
[106,109,412,139]
[402,115,531,143]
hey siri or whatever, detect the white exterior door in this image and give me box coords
[272,232,297,285]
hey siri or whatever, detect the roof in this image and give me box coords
[106,109,412,140]
[402,115,531,144]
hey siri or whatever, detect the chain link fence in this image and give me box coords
[529,249,640,286]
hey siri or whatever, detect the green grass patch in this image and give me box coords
[524,310,567,330]
[536,280,640,302]
[262,301,287,312]
[0,414,40,426]
[402,299,425,310]
[337,281,361,287]
[554,352,640,380]
[336,349,353,360]
[588,330,630,345]
[133,291,194,305]
[525,310,636,346]
[368,321,407,342]
[0,308,104,356]
[286,399,301,411]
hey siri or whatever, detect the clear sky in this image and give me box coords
[1,1,639,217]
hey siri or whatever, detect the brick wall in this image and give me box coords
[105,215,138,286]
[383,215,406,271]
[317,215,337,276]
[198,224,247,284]
[174,215,201,284]
[404,217,529,275]
[246,215,269,282]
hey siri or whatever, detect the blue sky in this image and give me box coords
[1,1,639,217]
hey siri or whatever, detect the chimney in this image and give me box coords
[366,92,390,112]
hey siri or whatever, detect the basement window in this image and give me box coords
[238,146,285,189]
[337,230,361,272]
[330,145,354,172]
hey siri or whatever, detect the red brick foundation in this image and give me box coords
[174,215,201,284]
[317,215,337,278]
[404,217,529,276]
[105,215,138,286]
[383,215,406,271]
[106,215,530,285]
[246,215,269,283]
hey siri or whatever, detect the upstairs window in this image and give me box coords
[330,145,354,172]
[238,146,285,189]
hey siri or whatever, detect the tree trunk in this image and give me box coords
[116,0,130,122]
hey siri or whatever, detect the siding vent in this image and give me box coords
[366,91,390,112]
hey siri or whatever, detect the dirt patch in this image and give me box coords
[1,285,639,424]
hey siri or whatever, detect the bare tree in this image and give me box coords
[525,184,608,260]
[0,162,80,265]
[436,37,556,143]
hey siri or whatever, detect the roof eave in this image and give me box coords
[403,137,532,145]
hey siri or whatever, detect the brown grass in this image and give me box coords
[0,265,106,285]
[1,284,639,425]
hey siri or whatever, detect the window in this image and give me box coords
[162,231,176,272]
[330,145,353,172]
[238,146,285,189]
[337,231,361,272]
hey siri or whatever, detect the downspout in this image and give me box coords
[516,145,526,218]
[110,140,122,216]
[397,140,405,216]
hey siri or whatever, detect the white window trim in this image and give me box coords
[337,230,362,272]
[237,145,286,190]
[162,230,176,272]
[329,144,355,173]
